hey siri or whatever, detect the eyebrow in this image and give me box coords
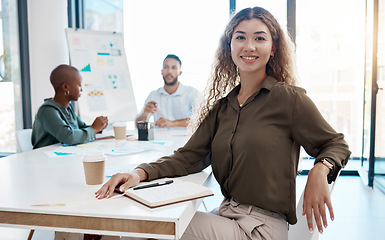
[163,64,178,68]
[234,30,268,35]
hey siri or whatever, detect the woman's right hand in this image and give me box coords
[95,168,148,199]
[91,116,108,133]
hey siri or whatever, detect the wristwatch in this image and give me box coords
[321,159,334,174]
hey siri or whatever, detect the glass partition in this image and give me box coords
[236,0,287,27]
[84,0,229,125]
[296,0,366,170]
[84,0,123,32]
[122,0,228,111]
[374,0,385,188]
[0,0,22,153]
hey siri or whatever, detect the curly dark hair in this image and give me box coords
[190,6,298,131]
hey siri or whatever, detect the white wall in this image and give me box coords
[28,0,69,118]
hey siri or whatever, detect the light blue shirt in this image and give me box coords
[138,83,201,122]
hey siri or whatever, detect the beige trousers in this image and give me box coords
[181,199,288,240]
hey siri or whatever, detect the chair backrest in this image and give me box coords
[288,175,339,240]
[16,129,33,152]
[288,190,320,240]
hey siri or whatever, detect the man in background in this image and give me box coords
[135,54,201,128]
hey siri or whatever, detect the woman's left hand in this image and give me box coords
[302,162,334,234]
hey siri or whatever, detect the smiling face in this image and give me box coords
[161,58,182,86]
[230,18,275,77]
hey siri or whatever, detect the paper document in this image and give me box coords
[124,178,213,208]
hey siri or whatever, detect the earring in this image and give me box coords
[64,91,69,96]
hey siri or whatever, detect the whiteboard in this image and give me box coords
[66,28,137,124]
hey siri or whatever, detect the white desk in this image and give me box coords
[0,128,211,239]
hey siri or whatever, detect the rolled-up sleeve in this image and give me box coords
[291,89,351,182]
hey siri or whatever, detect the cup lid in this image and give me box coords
[82,151,106,162]
[113,121,127,127]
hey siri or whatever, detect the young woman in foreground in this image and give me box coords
[96,7,350,239]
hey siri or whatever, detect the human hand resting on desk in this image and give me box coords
[95,168,148,199]
[91,116,108,133]
[302,162,334,234]
[155,117,174,128]
[156,117,189,128]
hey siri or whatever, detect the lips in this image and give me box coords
[166,74,174,80]
[241,56,258,63]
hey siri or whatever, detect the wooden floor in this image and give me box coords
[1,174,384,240]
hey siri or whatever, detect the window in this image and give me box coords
[236,0,287,27]
[296,0,366,157]
[84,0,229,112]
[373,0,385,185]
[84,0,123,32]
[376,0,385,159]
[0,0,22,153]
[122,1,228,111]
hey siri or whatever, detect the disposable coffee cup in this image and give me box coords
[82,152,106,185]
[113,122,127,140]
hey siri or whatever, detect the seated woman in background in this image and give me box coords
[32,64,108,149]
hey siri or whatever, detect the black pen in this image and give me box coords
[133,180,174,190]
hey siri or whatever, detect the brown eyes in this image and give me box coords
[234,35,265,41]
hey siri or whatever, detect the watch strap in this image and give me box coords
[321,158,334,175]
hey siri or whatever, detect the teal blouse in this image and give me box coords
[32,98,96,149]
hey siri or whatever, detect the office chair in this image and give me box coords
[16,129,33,152]
[288,190,320,240]
[288,172,340,240]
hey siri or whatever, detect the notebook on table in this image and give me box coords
[122,178,214,208]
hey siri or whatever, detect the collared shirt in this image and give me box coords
[138,83,201,122]
[138,76,351,224]
[32,98,96,149]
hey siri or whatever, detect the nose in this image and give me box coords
[244,39,256,52]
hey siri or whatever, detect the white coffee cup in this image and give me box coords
[113,122,127,140]
[82,152,106,185]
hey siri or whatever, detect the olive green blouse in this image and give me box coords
[138,76,351,224]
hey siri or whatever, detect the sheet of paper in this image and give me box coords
[98,141,152,155]
[43,140,174,158]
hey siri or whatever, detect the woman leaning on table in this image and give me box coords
[96,6,351,240]
[31,64,108,149]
